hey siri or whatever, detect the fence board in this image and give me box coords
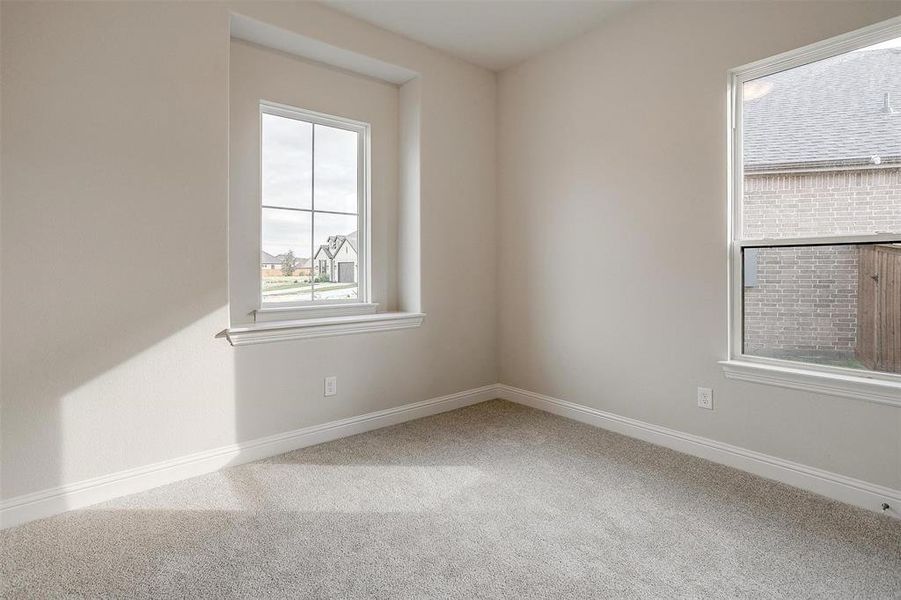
[857,245,901,373]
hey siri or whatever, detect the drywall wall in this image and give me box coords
[4,0,897,518]
[0,0,496,500]
[229,39,400,320]
[497,1,901,489]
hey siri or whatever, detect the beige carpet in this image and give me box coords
[2,400,899,599]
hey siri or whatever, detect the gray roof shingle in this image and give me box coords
[744,48,901,171]
[314,232,357,260]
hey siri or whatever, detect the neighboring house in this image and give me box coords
[261,251,281,270]
[742,48,901,369]
[293,257,313,276]
[261,251,312,276]
[314,231,358,283]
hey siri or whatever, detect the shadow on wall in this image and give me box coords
[0,293,232,500]
[0,0,231,501]
[229,322,437,457]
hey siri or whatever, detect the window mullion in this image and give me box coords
[311,123,316,301]
[738,234,901,249]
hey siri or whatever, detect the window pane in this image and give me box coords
[742,40,901,239]
[262,113,312,210]
[314,124,358,214]
[262,208,312,303]
[313,212,358,301]
[743,243,901,374]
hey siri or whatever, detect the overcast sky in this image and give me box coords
[262,113,358,257]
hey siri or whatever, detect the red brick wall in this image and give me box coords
[261,267,311,277]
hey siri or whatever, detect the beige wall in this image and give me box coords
[497,1,901,489]
[0,1,496,499]
[3,0,899,505]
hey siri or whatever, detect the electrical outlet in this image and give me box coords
[324,376,337,397]
[697,387,713,410]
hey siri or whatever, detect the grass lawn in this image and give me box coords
[263,280,357,297]
[263,279,312,292]
[760,353,868,371]
[820,357,867,370]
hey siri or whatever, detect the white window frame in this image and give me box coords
[257,100,373,318]
[723,17,901,406]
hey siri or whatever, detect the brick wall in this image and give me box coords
[261,267,312,277]
[742,167,901,364]
[743,167,901,239]
[743,245,858,363]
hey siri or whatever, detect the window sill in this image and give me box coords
[719,360,901,407]
[254,302,378,322]
[223,312,424,346]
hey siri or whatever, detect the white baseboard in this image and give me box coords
[0,384,498,530]
[4,382,897,529]
[497,384,900,519]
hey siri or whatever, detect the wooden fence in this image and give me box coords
[857,244,901,374]
[262,267,312,277]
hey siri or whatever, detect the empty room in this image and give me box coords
[2,0,901,597]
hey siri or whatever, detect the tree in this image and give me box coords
[281,250,296,277]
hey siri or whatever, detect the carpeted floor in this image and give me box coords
[2,400,900,599]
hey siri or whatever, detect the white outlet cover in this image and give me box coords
[325,376,337,397]
[697,387,713,410]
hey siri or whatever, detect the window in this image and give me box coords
[223,41,424,346]
[260,101,368,308]
[729,27,901,383]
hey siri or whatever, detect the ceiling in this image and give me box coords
[322,1,634,71]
